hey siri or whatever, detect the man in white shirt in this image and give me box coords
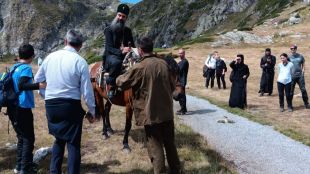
[204,51,217,88]
[35,30,95,174]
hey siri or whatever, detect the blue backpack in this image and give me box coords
[0,63,24,111]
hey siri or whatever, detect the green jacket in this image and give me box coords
[116,56,175,126]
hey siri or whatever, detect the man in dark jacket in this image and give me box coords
[176,48,189,115]
[103,4,135,98]
[116,37,181,174]
[259,48,276,96]
[215,52,227,89]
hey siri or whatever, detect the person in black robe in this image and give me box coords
[103,4,135,98]
[229,54,250,109]
[258,48,276,96]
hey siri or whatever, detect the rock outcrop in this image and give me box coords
[0,0,293,60]
[128,0,291,47]
[0,0,118,59]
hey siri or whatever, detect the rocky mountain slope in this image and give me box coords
[0,0,296,61]
[128,0,292,47]
[0,0,119,60]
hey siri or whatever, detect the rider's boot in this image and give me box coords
[107,85,115,99]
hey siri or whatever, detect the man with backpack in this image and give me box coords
[6,44,45,174]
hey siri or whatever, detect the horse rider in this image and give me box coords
[103,3,135,99]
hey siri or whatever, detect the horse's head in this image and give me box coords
[89,61,103,79]
[156,53,182,101]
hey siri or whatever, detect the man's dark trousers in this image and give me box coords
[179,87,187,112]
[8,106,35,172]
[277,82,292,108]
[144,120,181,174]
[205,69,215,88]
[216,74,226,89]
[50,137,82,174]
[46,99,84,174]
[105,55,123,86]
[291,76,309,105]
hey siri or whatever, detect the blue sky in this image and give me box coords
[121,0,142,4]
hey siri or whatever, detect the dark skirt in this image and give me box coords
[45,98,85,144]
[229,80,247,109]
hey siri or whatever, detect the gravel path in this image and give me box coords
[174,95,310,174]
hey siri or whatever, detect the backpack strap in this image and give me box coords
[9,63,25,75]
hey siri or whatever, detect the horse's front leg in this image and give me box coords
[104,101,114,136]
[94,88,109,140]
[122,104,133,153]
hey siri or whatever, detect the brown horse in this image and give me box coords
[89,61,133,152]
[89,54,180,152]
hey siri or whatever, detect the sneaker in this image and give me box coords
[14,164,21,174]
[305,104,310,109]
[259,93,264,97]
[20,163,38,174]
[280,108,284,112]
[288,107,293,112]
[176,111,186,115]
[13,168,20,174]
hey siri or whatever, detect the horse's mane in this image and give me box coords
[154,52,180,76]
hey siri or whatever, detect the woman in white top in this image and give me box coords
[204,51,217,88]
[277,53,294,112]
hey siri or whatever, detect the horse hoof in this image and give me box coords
[122,147,131,153]
[102,134,109,140]
[107,129,114,136]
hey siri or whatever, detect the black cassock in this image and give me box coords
[229,61,250,109]
[259,55,276,94]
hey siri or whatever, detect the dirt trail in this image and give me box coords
[174,95,310,174]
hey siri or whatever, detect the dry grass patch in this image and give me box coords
[0,61,235,173]
[170,44,310,146]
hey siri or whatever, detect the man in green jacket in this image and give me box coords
[116,37,181,174]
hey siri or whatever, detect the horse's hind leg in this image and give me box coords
[104,101,114,136]
[122,105,133,153]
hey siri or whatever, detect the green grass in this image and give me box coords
[82,35,104,64]
[175,122,236,173]
[0,54,16,64]
[255,0,291,24]
[176,35,214,47]
[278,129,310,146]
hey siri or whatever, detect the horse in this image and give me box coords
[89,52,180,152]
[89,60,134,152]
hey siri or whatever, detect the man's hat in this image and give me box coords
[117,4,130,16]
[290,44,297,49]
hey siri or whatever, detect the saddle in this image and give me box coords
[95,63,132,97]
[95,49,140,95]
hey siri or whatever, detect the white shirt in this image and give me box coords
[205,55,216,69]
[34,46,96,116]
[277,62,294,85]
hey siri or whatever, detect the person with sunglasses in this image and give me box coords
[288,44,310,109]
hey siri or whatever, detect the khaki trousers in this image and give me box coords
[144,120,181,174]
